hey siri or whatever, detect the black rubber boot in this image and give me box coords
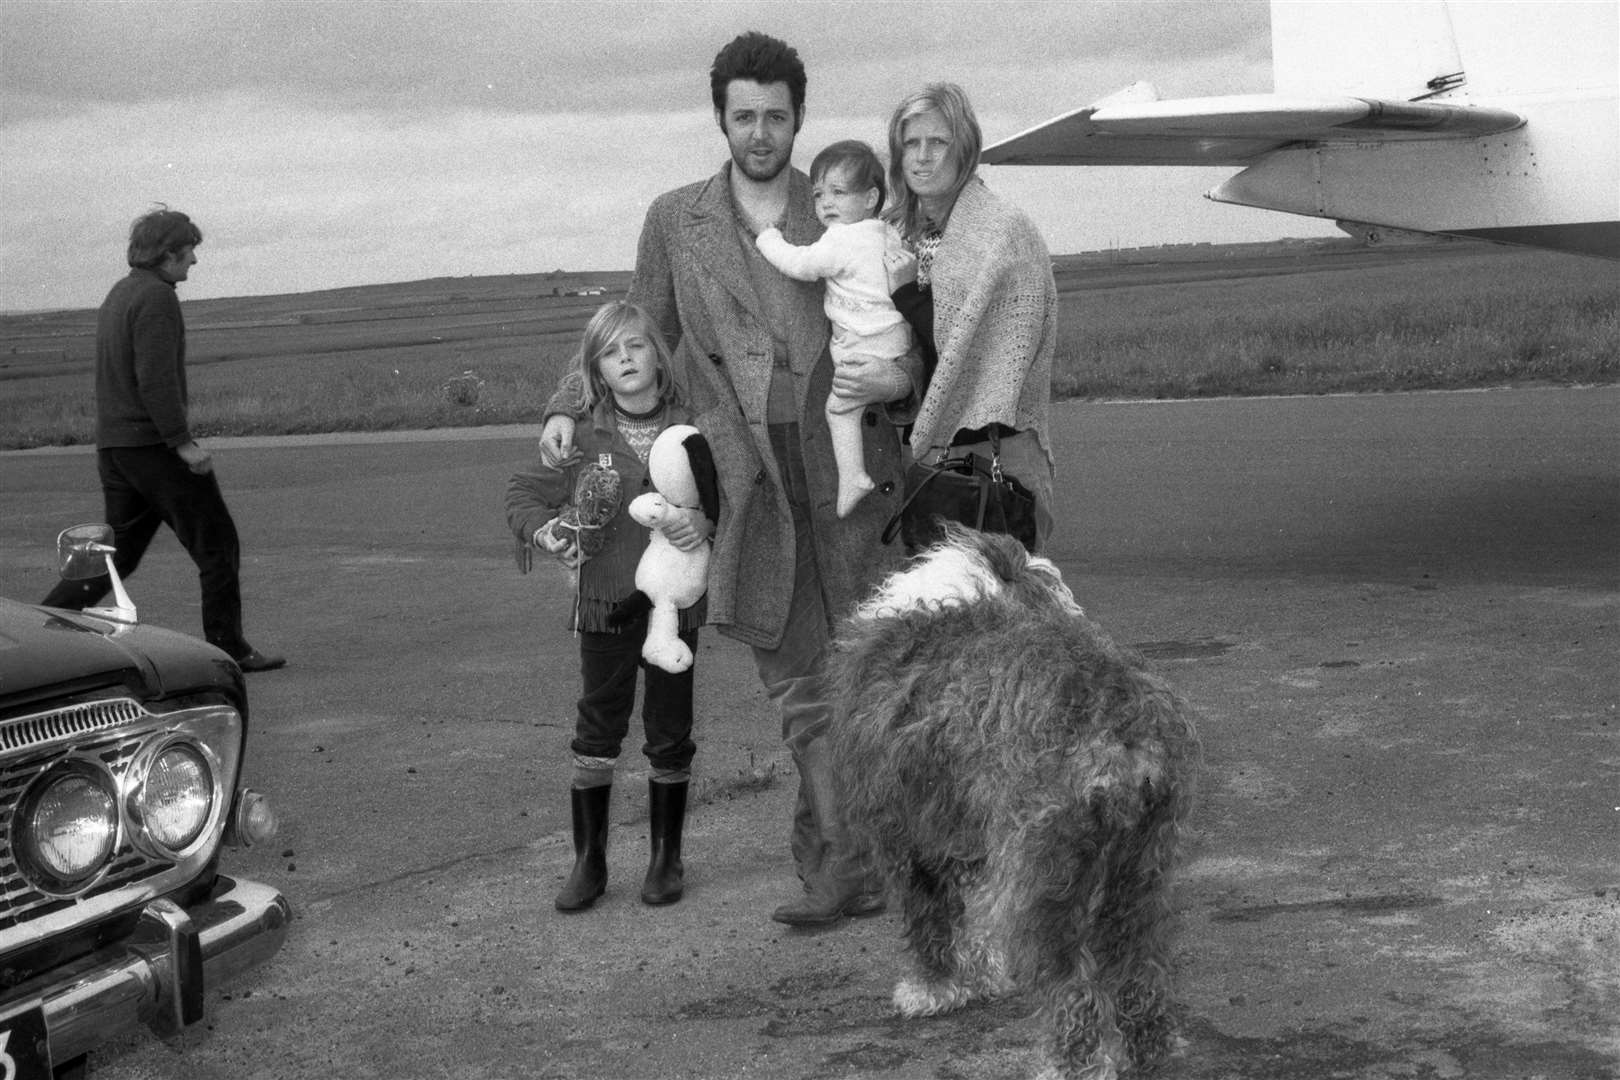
[555,784,611,912]
[640,779,688,905]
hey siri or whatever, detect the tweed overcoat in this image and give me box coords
[627,163,910,650]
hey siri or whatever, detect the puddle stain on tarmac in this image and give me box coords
[1213,891,1445,923]
[1179,1017,1620,1080]
[1135,639,1236,661]
[678,966,1039,1076]
[672,973,1617,1080]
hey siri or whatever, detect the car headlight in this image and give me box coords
[128,740,217,857]
[17,764,120,892]
[139,745,214,851]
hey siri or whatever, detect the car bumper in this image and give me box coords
[31,875,290,1064]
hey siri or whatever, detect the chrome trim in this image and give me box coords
[129,897,200,1032]
[123,735,224,862]
[0,699,143,755]
[18,876,291,1064]
[0,701,243,946]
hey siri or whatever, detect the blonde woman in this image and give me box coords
[884,83,1058,549]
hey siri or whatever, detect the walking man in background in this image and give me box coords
[42,206,284,673]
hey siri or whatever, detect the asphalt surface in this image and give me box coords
[1,386,1616,1079]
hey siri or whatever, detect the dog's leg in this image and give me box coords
[892,858,977,1017]
[1000,822,1129,1080]
[1031,922,1128,1080]
[954,862,1018,1004]
[1091,799,1187,1071]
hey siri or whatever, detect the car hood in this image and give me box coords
[0,597,243,715]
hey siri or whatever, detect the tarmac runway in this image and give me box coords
[1,386,1616,1078]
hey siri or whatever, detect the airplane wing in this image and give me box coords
[982,82,1525,167]
[978,2,1617,260]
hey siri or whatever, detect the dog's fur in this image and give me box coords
[826,526,1200,1080]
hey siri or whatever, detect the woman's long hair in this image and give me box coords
[884,83,983,242]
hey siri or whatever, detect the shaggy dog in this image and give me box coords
[826,525,1200,1080]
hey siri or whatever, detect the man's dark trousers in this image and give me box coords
[42,444,248,658]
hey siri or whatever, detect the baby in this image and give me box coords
[757,140,912,518]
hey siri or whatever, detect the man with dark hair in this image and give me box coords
[707,30,808,124]
[539,31,919,925]
[42,207,284,673]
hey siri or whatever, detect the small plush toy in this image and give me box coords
[611,424,719,673]
[553,463,622,557]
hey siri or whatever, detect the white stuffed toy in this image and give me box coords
[614,424,717,673]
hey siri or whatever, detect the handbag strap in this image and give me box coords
[880,453,997,546]
[881,459,947,546]
[970,468,993,528]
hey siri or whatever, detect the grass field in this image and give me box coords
[2,239,1614,450]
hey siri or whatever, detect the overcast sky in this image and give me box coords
[1,0,1343,312]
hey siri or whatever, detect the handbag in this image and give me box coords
[882,433,1038,552]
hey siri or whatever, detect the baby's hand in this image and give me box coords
[884,248,918,292]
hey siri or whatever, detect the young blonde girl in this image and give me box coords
[506,301,710,911]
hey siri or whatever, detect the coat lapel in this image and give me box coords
[680,164,826,337]
[777,169,832,386]
[682,165,768,328]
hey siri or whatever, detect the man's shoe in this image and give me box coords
[771,884,886,927]
[845,890,887,917]
[235,649,287,673]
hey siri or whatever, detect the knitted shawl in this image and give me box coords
[908,179,1056,460]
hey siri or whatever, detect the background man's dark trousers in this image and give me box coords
[43,444,249,659]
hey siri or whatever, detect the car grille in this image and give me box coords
[0,697,143,754]
[0,699,212,932]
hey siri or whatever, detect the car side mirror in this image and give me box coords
[57,523,138,624]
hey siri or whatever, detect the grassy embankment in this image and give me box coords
[2,241,1614,451]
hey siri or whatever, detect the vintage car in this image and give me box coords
[0,526,288,1078]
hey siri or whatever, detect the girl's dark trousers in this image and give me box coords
[573,620,697,773]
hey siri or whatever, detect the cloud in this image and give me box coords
[3,0,1270,117]
[2,0,1325,311]
[1,93,720,305]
